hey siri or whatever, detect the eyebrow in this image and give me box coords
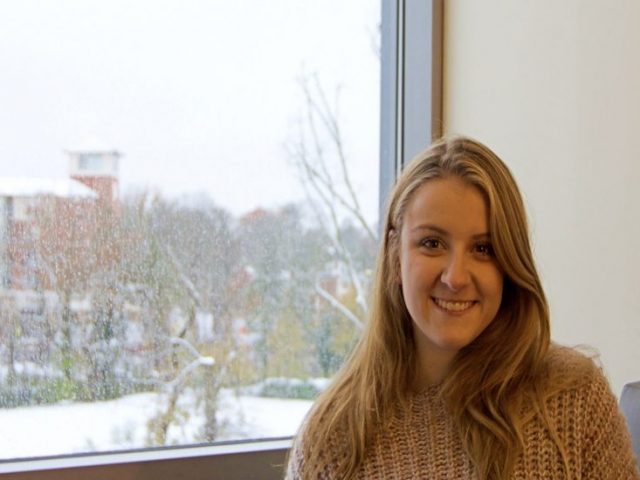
[411,224,491,240]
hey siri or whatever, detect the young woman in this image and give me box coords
[286,136,639,479]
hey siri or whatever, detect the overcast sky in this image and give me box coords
[0,0,380,221]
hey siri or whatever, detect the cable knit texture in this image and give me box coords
[286,350,640,479]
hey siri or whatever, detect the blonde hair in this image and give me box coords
[295,136,578,479]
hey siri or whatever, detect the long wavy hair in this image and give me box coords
[295,136,575,479]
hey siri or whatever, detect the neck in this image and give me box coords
[413,338,457,391]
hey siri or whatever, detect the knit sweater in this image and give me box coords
[286,350,639,479]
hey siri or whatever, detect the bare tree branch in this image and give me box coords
[294,137,369,316]
[300,75,376,242]
[315,284,363,330]
[166,336,215,390]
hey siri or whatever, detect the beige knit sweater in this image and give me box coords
[287,351,639,479]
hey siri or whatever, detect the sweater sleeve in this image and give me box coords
[581,368,640,480]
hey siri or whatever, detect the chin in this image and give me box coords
[433,333,477,352]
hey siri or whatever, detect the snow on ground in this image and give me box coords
[0,389,313,460]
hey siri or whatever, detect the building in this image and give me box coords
[0,139,121,304]
[66,137,121,206]
[0,177,97,289]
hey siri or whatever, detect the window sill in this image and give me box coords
[0,437,292,480]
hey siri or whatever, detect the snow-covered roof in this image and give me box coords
[0,177,98,199]
[65,135,120,155]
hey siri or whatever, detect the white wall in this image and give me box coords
[443,0,640,396]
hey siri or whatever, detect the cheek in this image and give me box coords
[399,259,432,308]
[398,260,409,287]
[397,256,411,300]
[396,245,409,285]
[398,252,419,290]
[485,270,504,310]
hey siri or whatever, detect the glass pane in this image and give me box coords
[0,0,380,459]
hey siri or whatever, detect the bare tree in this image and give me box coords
[288,74,377,331]
[32,197,98,384]
[124,192,240,445]
[0,293,20,384]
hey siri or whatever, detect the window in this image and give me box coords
[78,154,105,172]
[0,0,442,477]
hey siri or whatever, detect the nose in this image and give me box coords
[440,251,471,291]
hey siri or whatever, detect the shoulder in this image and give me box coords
[535,345,621,452]
[540,345,639,478]
[536,344,610,431]
[543,344,613,415]
[285,430,306,480]
[284,414,347,480]
[543,343,599,373]
[541,343,603,392]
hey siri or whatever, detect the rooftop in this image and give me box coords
[64,135,121,155]
[0,177,98,199]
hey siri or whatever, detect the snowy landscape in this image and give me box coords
[0,0,379,466]
[0,387,313,460]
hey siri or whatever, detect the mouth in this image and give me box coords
[431,297,477,313]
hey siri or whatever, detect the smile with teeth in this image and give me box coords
[432,297,476,312]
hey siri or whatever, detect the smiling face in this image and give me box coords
[398,176,504,374]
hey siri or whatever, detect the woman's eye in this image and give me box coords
[475,243,494,256]
[421,238,442,249]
